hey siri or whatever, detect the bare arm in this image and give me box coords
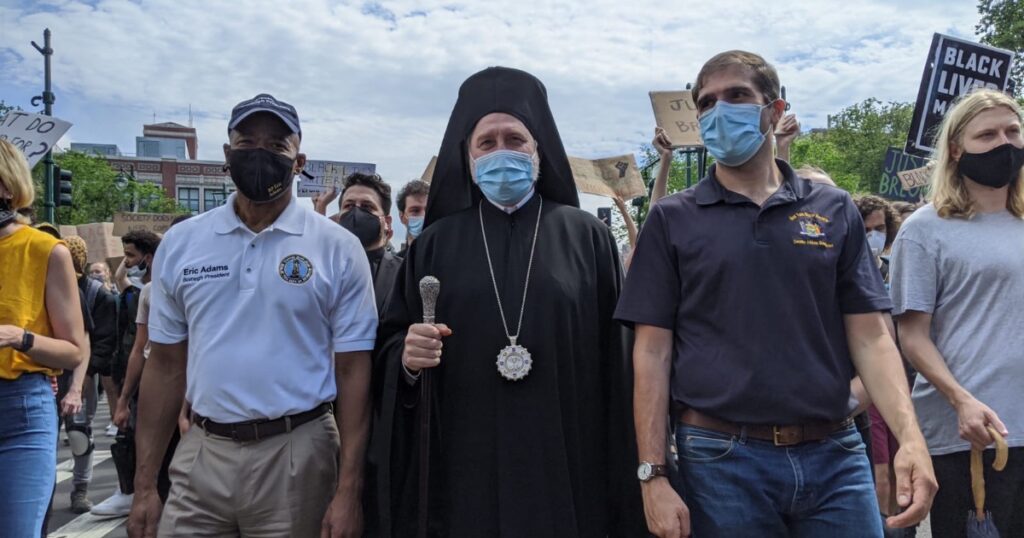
[312,186,339,216]
[60,337,92,416]
[651,128,673,206]
[848,313,896,415]
[134,340,187,492]
[845,312,936,528]
[114,323,148,428]
[114,258,131,293]
[321,350,372,536]
[0,245,86,370]
[613,198,639,248]
[119,324,148,403]
[335,350,371,493]
[633,324,688,537]
[897,311,1007,446]
[774,114,799,162]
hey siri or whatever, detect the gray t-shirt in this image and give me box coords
[890,204,1024,455]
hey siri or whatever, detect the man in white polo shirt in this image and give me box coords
[127,94,377,538]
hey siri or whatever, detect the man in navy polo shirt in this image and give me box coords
[616,50,936,538]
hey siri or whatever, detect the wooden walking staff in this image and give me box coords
[967,425,1009,538]
[417,276,440,538]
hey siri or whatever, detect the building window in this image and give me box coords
[177,187,200,215]
[203,189,227,212]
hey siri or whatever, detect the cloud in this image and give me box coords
[0,0,980,223]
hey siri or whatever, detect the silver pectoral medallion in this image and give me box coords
[496,343,532,381]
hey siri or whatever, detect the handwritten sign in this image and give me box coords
[569,154,646,201]
[906,33,1015,156]
[878,148,928,202]
[649,91,702,148]
[296,160,376,197]
[113,212,180,236]
[897,165,932,190]
[0,111,73,167]
[421,155,437,184]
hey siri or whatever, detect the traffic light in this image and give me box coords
[55,166,73,207]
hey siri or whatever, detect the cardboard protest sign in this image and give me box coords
[897,165,932,190]
[421,156,438,184]
[906,33,1015,157]
[296,160,377,197]
[113,212,179,236]
[74,222,123,264]
[105,256,124,273]
[569,154,646,201]
[0,111,73,167]
[878,148,928,202]
[649,91,702,148]
[59,225,78,239]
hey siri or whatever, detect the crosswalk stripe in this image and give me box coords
[47,513,126,538]
[56,450,112,484]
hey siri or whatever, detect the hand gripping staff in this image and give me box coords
[417,276,440,538]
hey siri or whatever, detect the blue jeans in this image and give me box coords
[0,374,58,537]
[675,423,882,538]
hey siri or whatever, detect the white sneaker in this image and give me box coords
[105,423,118,437]
[90,491,133,518]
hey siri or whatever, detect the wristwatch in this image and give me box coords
[637,462,669,482]
[16,330,35,353]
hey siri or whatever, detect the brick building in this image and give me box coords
[75,122,234,214]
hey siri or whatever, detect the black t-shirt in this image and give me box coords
[615,160,892,424]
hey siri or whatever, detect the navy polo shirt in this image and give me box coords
[615,160,891,425]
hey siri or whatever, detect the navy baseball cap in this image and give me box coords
[228,94,301,138]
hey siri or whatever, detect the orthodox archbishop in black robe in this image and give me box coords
[367,67,646,537]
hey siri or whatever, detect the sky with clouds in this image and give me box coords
[0,0,981,222]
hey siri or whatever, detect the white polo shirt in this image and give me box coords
[148,193,378,423]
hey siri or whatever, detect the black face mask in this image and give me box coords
[958,143,1024,189]
[339,206,383,249]
[0,198,14,228]
[226,148,296,203]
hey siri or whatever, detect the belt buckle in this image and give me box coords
[772,426,800,447]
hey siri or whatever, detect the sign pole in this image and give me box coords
[31,29,56,224]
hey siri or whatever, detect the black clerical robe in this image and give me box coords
[368,194,646,537]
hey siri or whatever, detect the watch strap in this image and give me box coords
[19,330,35,353]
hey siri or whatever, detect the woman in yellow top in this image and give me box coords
[0,139,87,537]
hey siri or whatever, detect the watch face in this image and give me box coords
[637,463,652,481]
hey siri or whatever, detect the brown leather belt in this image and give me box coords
[193,403,333,442]
[679,408,854,447]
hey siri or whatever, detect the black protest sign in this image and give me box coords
[878,148,927,202]
[906,33,1015,157]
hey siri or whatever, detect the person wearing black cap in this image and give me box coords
[366,67,645,537]
[128,94,377,537]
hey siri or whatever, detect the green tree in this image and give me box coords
[788,98,913,194]
[39,151,183,225]
[977,0,1023,96]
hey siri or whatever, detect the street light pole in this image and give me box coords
[31,29,56,224]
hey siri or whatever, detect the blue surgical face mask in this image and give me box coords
[473,149,536,207]
[407,216,424,239]
[698,101,772,167]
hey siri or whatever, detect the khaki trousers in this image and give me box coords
[158,411,340,538]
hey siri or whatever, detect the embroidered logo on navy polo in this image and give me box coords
[279,254,313,284]
[798,220,824,238]
[789,211,834,248]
